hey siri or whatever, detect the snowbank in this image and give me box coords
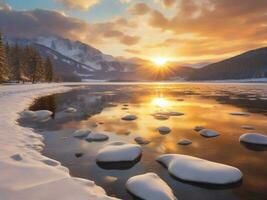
[157,154,242,185]
[126,173,177,200]
[0,83,118,200]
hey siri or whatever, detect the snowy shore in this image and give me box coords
[0,83,118,200]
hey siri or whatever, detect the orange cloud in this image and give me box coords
[56,0,100,10]
[128,3,150,15]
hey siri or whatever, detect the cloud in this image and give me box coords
[56,0,100,10]
[56,0,131,10]
[128,3,150,15]
[155,0,176,8]
[0,1,11,11]
[0,8,140,48]
[131,0,267,60]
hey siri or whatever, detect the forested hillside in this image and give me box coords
[188,47,267,80]
[0,33,54,83]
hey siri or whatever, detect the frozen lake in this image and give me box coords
[20,83,267,200]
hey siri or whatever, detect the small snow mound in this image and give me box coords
[177,139,192,145]
[72,129,91,138]
[96,143,142,162]
[122,115,137,121]
[157,154,242,185]
[20,110,52,122]
[199,129,220,137]
[126,173,177,200]
[158,126,171,134]
[20,110,36,119]
[239,133,267,145]
[135,137,150,145]
[65,107,77,113]
[35,110,53,122]
[86,132,109,142]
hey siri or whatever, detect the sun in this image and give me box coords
[153,57,168,66]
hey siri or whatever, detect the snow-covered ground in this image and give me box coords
[0,83,118,200]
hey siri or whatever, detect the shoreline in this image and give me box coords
[0,83,118,200]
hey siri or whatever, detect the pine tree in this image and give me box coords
[0,32,9,83]
[28,48,40,84]
[11,44,23,82]
[45,57,53,82]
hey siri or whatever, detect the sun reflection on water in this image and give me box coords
[152,97,171,108]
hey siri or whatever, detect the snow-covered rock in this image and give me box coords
[86,133,109,142]
[177,139,192,145]
[239,133,267,145]
[20,110,52,122]
[135,137,150,145]
[121,115,137,121]
[35,110,53,122]
[96,143,142,162]
[20,110,36,119]
[126,173,177,200]
[199,129,220,137]
[157,154,242,185]
[65,107,77,113]
[72,129,91,138]
[158,126,171,134]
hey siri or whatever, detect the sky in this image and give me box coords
[1,0,267,64]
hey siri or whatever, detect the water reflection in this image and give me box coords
[20,83,267,200]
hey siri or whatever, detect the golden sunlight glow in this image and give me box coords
[153,57,168,66]
[152,97,170,108]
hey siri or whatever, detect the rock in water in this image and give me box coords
[96,143,142,162]
[65,107,77,113]
[153,114,170,120]
[126,173,177,200]
[194,126,204,132]
[177,139,192,145]
[239,133,267,145]
[86,132,109,142]
[75,153,84,158]
[157,154,242,185]
[199,129,220,137]
[135,137,150,145]
[72,129,91,138]
[241,125,255,130]
[158,126,171,134]
[35,110,53,122]
[229,112,249,116]
[122,115,137,121]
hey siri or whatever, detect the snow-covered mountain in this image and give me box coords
[4,36,139,81]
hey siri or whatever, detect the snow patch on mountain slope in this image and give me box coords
[35,36,116,71]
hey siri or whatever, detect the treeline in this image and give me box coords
[0,32,54,83]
